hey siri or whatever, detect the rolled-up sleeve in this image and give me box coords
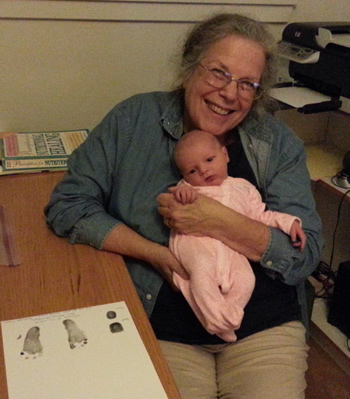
[261,226,319,285]
[69,212,121,250]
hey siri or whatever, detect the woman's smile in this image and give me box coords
[206,100,234,116]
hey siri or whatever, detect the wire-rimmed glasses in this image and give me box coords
[199,63,261,99]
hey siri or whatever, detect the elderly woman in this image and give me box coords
[45,13,323,399]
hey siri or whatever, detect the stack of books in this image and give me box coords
[0,129,89,175]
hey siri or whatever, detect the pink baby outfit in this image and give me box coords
[170,177,300,342]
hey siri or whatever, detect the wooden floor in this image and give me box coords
[305,329,350,399]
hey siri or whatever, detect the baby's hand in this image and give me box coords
[173,185,198,204]
[290,220,306,251]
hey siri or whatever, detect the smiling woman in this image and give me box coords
[182,35,267,137]
[45,13,323,399]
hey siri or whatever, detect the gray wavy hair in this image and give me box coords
[174,13,278,112]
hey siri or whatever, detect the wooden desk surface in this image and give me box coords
[0,172,181,399]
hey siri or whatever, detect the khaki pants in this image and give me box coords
[159,321,309,399]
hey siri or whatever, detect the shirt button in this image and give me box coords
[266,261,273,267]
[146,293,152,301]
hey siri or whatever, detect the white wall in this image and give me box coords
[290,0,350,22]
[0,0,349,133]
[1,19,186,131]
[0,0,294,132]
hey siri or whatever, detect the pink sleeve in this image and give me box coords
[244,183,299,235]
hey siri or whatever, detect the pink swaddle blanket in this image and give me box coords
[170,177,299,342]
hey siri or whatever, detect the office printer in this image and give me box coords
[274,22,350,113]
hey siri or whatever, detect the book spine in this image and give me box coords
[2,158,68,171]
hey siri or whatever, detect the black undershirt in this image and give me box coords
[150,135,301,344]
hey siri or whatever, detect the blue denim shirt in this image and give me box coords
[45,90,323,328]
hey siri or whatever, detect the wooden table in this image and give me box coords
[0,172,181,399]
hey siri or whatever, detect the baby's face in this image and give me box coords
[177,134,229,186]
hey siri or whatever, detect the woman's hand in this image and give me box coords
[103,223,188,291]
[145,244,189,291]
[157,186,270,261]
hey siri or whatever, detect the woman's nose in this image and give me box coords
[219,80,239,101]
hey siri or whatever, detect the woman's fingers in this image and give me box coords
[149,245,189,290]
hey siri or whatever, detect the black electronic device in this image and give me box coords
[282,22,350,99]
[327,261,350,338]
[276,22,350,113]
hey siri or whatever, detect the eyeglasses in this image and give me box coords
[199,63,261,99]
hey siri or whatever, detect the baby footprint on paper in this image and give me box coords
[20,326,43,359]
[63,319,88,349]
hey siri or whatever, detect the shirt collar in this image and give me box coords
[239,110,273,143]
[160,90,184,139]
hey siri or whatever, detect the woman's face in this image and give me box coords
[183,35,266,137]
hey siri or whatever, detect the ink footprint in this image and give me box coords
[109,322,123,333]
[106,310,124,333]
[20,326,43,359]
[63,319,88,349]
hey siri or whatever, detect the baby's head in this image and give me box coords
[174,130,229,186]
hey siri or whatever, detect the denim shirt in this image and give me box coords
[45,90,323,328]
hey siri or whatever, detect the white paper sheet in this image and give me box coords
[269,86,331,108]
[1,302,168,399]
